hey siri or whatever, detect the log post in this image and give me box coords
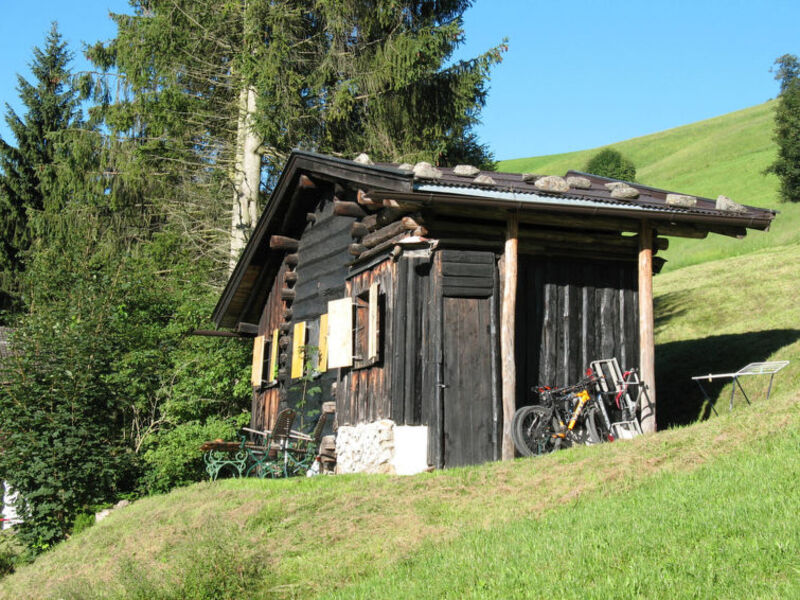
[501,214,519,460]
[638,220,656,433]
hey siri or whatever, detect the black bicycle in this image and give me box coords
[511,376,613,456]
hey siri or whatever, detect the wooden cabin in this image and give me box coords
[212,151,775,472]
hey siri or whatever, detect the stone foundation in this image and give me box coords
[335,420,429,475]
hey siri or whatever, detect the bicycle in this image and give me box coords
[511,374,613,456]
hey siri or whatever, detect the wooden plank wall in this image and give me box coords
[337,259,396,425]
[389,254,431,426]
[253,262,287,431]
[515,255,639,408]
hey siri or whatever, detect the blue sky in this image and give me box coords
[1,0,799,160]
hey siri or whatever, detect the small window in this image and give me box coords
[353,282,381,369]
[251,334,275,388]
[325,283,382,370]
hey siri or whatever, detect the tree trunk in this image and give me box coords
[229,85,261,270]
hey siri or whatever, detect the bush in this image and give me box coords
[0,529,24,577]
[585,148,636,181]
[141,415,249,494]
[71,512,96,536]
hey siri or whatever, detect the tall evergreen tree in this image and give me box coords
[0,24,81,313]
[768,54,800,202]
[88,0,505,269]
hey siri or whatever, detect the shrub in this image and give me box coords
[585,148,636,181]
[140,415,249,494]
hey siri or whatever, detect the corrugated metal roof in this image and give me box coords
[213,152,778,329]
[396,164,774,225]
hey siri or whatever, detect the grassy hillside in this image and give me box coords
[499,101,800,271]
[3,239,798,599]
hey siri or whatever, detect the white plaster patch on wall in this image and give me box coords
[335,420,396,474]
[391,426,429,475]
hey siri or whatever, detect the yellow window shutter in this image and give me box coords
[367,282,379,361]
[269,328,279,382]
[291,322,307,379]
[251,334,265,386]
[327,297,353,368]
[318,313,329,373]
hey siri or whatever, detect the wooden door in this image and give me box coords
[441,296,496,467]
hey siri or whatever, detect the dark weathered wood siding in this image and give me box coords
[337,259,395,425]
[515,255,639,407]
[252,185,355,430]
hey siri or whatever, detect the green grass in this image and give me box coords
[499,101,800,271]
[326,431,800,600]
[3,102,799,599]
[2,232,799,599]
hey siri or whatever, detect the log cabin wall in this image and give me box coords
[252,182,355,431]
[515,255,639,409]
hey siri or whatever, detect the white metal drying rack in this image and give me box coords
[691,361,790,414]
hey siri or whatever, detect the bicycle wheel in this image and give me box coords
[513,405,558,456]
[584,405,605,444]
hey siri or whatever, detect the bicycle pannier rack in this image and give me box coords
[590,358,647,440]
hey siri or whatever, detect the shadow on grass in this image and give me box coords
[655,328,800,428]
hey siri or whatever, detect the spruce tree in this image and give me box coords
[88,0,505,270]
[0,24,81,314]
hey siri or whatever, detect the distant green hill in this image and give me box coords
[499,102,800,271]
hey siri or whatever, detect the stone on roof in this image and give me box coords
[453,164,480,177]
[473,174,496,185]
[521,173,538,182]
[566,176,592,190]
[534,175,569,193]
[413,162,442,179]
[716,195,747,213]
[397,163,414,172]
[610,184,640,199]
[666,193,697,208]
[353,153,374,165]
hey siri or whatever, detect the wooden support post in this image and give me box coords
[638,220,657,433]
[501,214,519,460]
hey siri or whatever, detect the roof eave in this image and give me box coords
[397,185,775,231]
[212,151,413,329]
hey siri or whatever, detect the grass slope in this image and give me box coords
[2,241,798,600]
[499,101,800,271]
